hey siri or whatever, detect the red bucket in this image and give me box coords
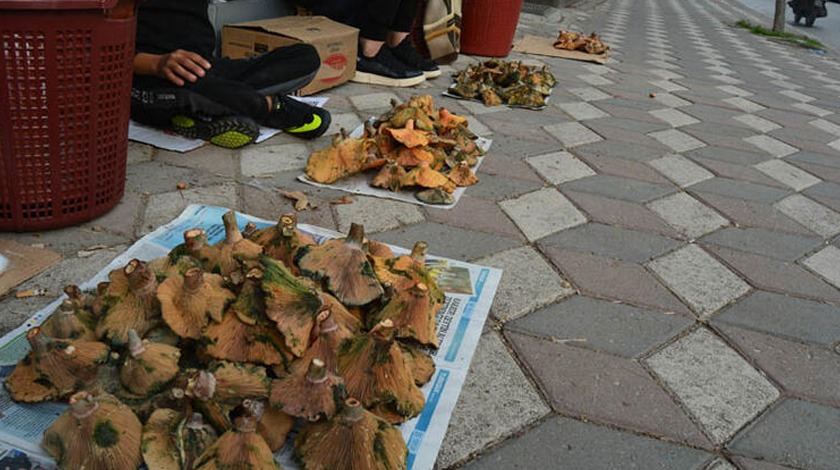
[0,0,136,231]
[460,0,523,57]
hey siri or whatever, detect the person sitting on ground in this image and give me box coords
[131,0,331,149]
[298,0,440,87]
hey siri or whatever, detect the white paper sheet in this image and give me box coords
[0,204,502,470]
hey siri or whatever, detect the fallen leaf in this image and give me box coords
[280,190,312,211]
[329,195,354,205]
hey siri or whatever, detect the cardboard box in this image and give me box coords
[207,0,295,55]
[222,16,358,95]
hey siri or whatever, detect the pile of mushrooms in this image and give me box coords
[5,210,444,470]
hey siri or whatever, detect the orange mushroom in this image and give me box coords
[158,268,235,340]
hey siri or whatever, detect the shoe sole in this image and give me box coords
[171,115,259,149]
[351,71,426,87]
[423,69,443,79]
[285,109,331,140]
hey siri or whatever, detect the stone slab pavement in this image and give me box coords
[3,0,840,468]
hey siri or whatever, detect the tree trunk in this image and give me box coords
[774,0,787,31]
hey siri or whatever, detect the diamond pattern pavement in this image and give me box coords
[4,0,840,467]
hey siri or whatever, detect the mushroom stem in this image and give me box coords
[25,327,49,354]
[411,241,429,263]
[184,229,207,252]
[319,312,338,334]
[345,223,365,248]
[126,259,156,296]
[222,210,244,245]
[183,268,205,293]
[305,359,328,384]
[69,392,99,419]
[280,213,297,237]
[189,371,217,402]
[342,398,364,422]
[127,329,146,357]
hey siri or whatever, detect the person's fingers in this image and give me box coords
[180,58,207,79]
[172,64,198,83]
[184,51,211,70]
[165,69,185,87]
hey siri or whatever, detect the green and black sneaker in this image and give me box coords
[170,114,260,149]
[266,95,331,140]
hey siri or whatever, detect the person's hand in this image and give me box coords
[156,49,211,86]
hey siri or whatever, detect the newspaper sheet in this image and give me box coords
[128,96,328,153]
[297,120,492,209]
[0,204,502,470]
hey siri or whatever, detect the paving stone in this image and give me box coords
[714,290,840,346]
[723,97,766,113]
[645,328,780,444]
[348,91,401,110]
[557,101,609,120]
[525,151,596,185]
[569,139,668,162]
[651,79,688,92]
[239,142,309,177]
[778,89,815,102]
[562,175,675,203]
[577,73,614,86]
[707,245,840,305]
[809,118,840,136]
[143,183,239,234]
[648,129,707,152]
[508,296,693,358]
[717,85,753,97]
[239,183,336,232]
[685,146,772,166]
[774,195,840,238]
[649,108,700,127]
[538,222,681,263]
[786,151,840,171]
[458,99,507,115]
[372,222,520,263]
[541,246,692,315]
[744,135,799,158]
[753,159,821,191]
[465,416,713,470]
[693,192,813,236]
[154,145,239,178]
[689,156,787,189]
[477,246,573,322]
[424,195,525,241]
[543,121,604,148]
[435,332,550,469]
[648,244,750,316]
[649,154,715,187]
[792,102,832,117]
[466,173,544,201]
[804,182,840,206]
[728,399,840,470]
[650,192,730,239]
[730,456,799,470]
[500,188,587,241]
[718,324,840,407]
[689,178,792,204]
[127,141,153,164]
[577,153,673,186]
[507,332,710,448]
[699,227,822,262]
[332,195,424,233]
[733,114,782,134]
[803,246,840,289]
[487,133,566,158]
[706,459,737,470]
[563,190,681,238]
[568,86,612,101]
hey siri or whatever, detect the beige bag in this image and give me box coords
[423,0,461,64]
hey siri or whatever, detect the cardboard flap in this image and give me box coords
[231,15,358,41]
[0,240,62,296]
[513,35,610,65]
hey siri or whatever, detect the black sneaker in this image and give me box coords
[353,46,426,87]
[265,95,331,140]
[390,38,442,79]
[170,114,259,149]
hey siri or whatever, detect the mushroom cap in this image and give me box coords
[43,391,143,470]
[270,358,344,420]
[192,402,280,470]
[142,409,217,470]
[260,255,323,357]
[401,343,436,387]
[208,361,271,404]
[119,334,181,396]
[95,259,160,346]
[158,268,234,339]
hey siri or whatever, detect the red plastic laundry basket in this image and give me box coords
[0,0,136,231]
[460,0,523,57]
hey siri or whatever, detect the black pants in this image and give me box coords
[300,0,417,41]
[131,43,320,129]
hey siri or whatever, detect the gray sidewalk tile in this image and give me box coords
[809,118,840,136]
[650,154,715,187]
[699,227,822,262]
[508,296,693,358]
[508,332,710,448]
[775,195,840,238]
[648,244,750,316]
[562,174,676,203]
[568,86,612,102]
[707,245,840,305]
[723,97,765,113]
[571,139,669,162]
[719,325,840,407]
[240,184,337,231]
[686,146,771,166]
[143,183,239,234]
[537,222,681,263]
[690,156,788,189]
[729,399,840,470]
[689,178,792,204]
[240,142,309,177]
[706,459,737,470]
[435,332,549,469]
[424,196,526,241]
[733,114,781,133]
[477,246,574,322]
[648,129,707,152]
[542,245,693,315]
[730,456,801,470]
[543,121,604,148]
[792,102,832,118]
[371,222,520,263]
[754,160,821,191]
[333,195,424,233]
[462,173,543,202]
[154,145,239,177]
[648,192,730,239]
[557,101,609,121]
[649,108,700,127]
[348,91,401,110]
[713,290,840,346]
[500,188,587,241]
[575,152,674,185]
[465,416,713,470]
[693,192,813,236]
[787,151,840,170]
[525,151,596,185]
[744,135,799,158]
[803,246,840,289]
[645,328,780,444]
[563,190,682,238]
